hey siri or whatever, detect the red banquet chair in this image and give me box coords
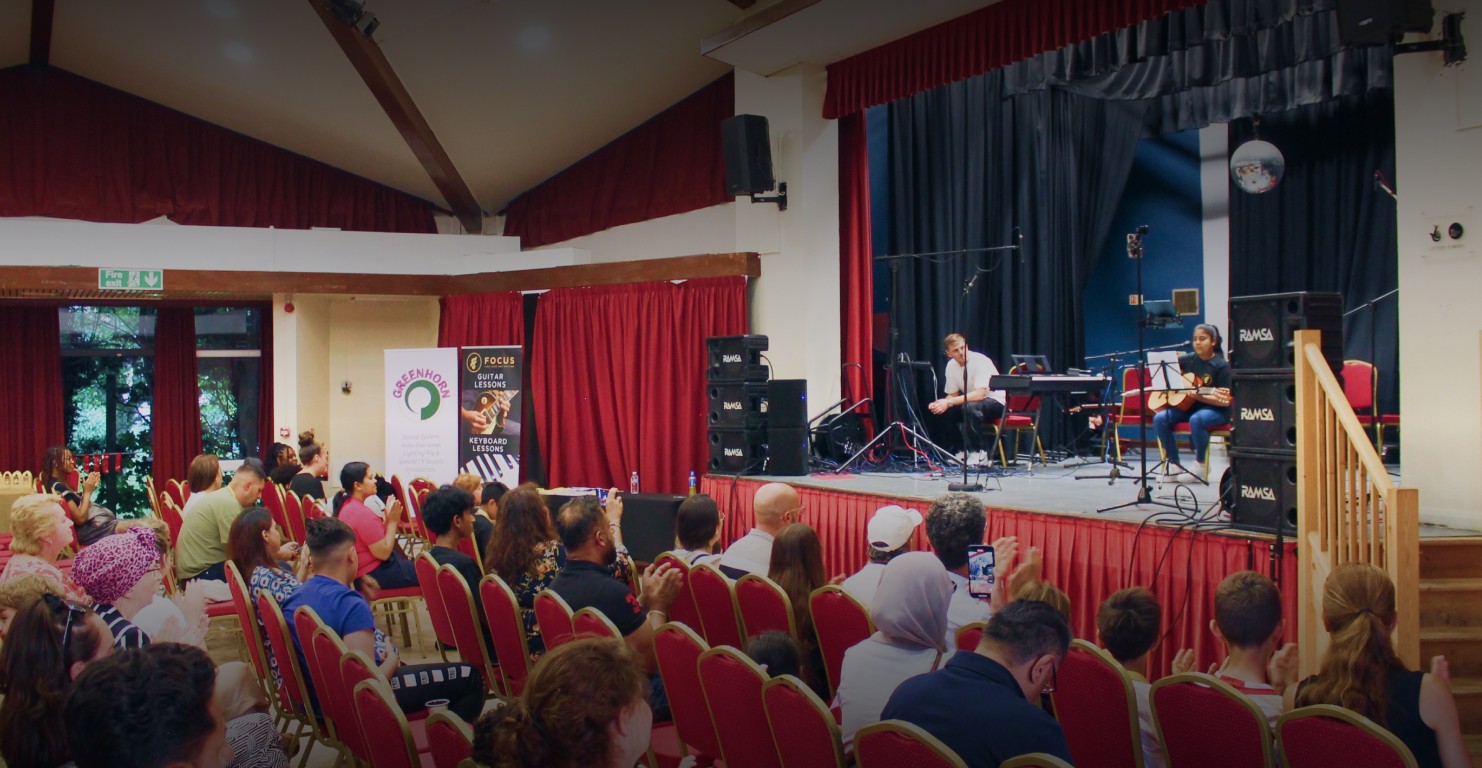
[157,495,185,549]
[987,363,1048,466]
[1151,673,1275,768]
[809,585,874,696]
[1106,366,1154,461]
[257,593,336,763]
[698,646,782,768]
[479,574,532,696]
[294,607,353,751]
[1277,705,1418,768]
[654,552,703,633]
[282,490,309,543]
[1050,640,1143,768]
[415,553,459,662]
[854,720,968,768]
[261,480,290,541]
[1342,360,1380,438]
[426,710,473,768]
[436,564,500,696]
[533,589,576,650]
[763,674,846,768]
[735,573,796,641]
[955,621,985,652]
[352,679,422,768]
[573,606,622,640]
[655,623,723,766]
[340,651,434,760]
[1000,755,1075,768]
[222,562,285,718]
[690,563,743,649]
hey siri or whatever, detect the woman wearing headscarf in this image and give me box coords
[835,551,954,750]
[70,525,207,648]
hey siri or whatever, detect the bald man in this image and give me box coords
[718,482,802,578]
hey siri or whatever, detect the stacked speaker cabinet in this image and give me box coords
[1227,292,1343,535]
[705,336,809,476]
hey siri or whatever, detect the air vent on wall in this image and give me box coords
[1172,288,1201,316]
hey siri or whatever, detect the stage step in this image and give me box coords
[1451,678,1482,734]
[1420,537,1482,580]
[1421,579,1482,629]
[1421,628,1482,679]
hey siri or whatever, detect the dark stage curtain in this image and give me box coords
[823,0,1204,118]
[530,277,746,494]
[839,112,875,419]
[883,72,1147,447]
[152,307,201,486]
[0,306,64,471]
[503,73,734,248]
[438,293,526,348]
[256,303,274,462]
[1230,90,1399,415]
[0,67,436,233]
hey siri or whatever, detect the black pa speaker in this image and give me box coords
[1228,292,1344,373]
[766,426,809,476]
[706,335,768,382]
[1230,374,1298,453]
[1227,449,1299,536]
[721,115,776,196]
[708,382,768,429]
[765,379,807,429]
[1337,0,1434,45]
[708,428,767,474]
[616,493,683,563]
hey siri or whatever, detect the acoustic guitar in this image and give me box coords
[1147,371,1228,412]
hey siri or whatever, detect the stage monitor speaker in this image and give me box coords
[766,426,809,476]
[1230,374,1298,452]
[766,379,807,429]
[707,335,769,382]
[708,428,767,474]
[617,493,684,563]
[708,382,768,429]
[1227,449,1299,536]
[812,413,867,462]
[1228,292,1344,373]
[1337,0,1434,45]
[721,115,776,196]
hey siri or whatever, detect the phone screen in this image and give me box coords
[967,544,996,598]
[596,488,610,505]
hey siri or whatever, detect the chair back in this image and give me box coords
[735,573,795,641]
[533,589,576,650]
[310,624,362,755]
[436,564,499,694]
[1277,705,1419,768]
[416,553,460,653]
[955,621,986,652]
[1050,640,1143,768]
[158,495,185,548]
[999,754,1075,768]
[762,674,845,768]
[690,563,743,648]
[1342,360,1378,413]
[572,606,622,639]
[164,478,191,509]
[1006,363,1043,414]
[854,720,968,768]
[698,645,783,768]
[351,679,420,768]
[1151,673,1274,768]
[655,552,703,632]
[809,585,874,695]
[456,536,480,564]
[223,562,270,691]
[655,623,722,761]
[1119,366,1153,416]
[145,477,162,518]
[479,574,532,696]
[427,710,474,768]
[261,480,289,540]
[282,490,308,542]
[292,607,342,744]
[256,593,319,731]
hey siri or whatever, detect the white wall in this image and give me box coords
[1395,3,1482,528]
[1198,125,1232,335]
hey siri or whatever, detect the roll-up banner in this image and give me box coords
[384,348,460,484]
[457,346,523,488]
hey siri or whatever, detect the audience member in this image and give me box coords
[229,507,310,691]
[424,485,487,619]
[746,631,803,679]
[924,492,1018,647]
[837,551,952,749]
[768,523,836,696]
[840,504,923,607]
[719,482,802,578]
[265,441,301,487]
[1293,563,1469,768]
[282,517,484,722]
[181,453,223,516]
[474,481,508,557]
[37,445,120,545]
[72,526,204,649]
[1014,579,1072,624]
[0,594,112,767]
[0,574,62,638]
[549,496,682,718]
[332,461,417,589]
[0,494,90,604]
[484,485,633,659]
[669,493,723,565]
[288,430,329,502]
[1097,587,1194,768]
[176,461,265,583]
[882,600,1073,768]
[472,638,651,768]
[1209,570,1296,725]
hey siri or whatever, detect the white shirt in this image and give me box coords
[943,571,991,649]
[1131,675,1166,768]
[668,548,718,566]
[945,350,1005,405]
[840,562,887,608]
[719,528,774,577]
[132,594,186,640]
[837,638,942,749]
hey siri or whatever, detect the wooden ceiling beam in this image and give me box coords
[306,0,484,234]
[29,0,55,67]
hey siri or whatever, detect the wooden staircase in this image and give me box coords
[1419,537,1482,759]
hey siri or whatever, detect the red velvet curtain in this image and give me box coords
[0,67,436,232]
[503,73,734,248]
[152,307,202,486]
[0,306,64,471]
[839,112,874,417]
[256,302,274,461]
[438,293,526,348]
[703,476,1297,679]
[822,0,1205,118]
[532,277,746,494]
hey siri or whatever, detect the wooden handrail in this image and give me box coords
[1296,330,1419,674]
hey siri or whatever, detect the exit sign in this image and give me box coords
[98,268,164,291]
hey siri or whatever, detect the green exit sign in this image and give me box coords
[98,268,164,291]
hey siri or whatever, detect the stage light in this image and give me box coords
[326,0,379,39]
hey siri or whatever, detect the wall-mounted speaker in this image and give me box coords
[721,114,776,196]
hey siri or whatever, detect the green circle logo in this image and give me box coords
[403,380,441,421]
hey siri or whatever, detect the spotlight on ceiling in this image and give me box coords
[327,0,380,38]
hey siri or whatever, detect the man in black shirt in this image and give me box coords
[473,481,507,559]
[423,485,492,655]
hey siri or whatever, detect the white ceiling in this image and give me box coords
[0,0,994,217]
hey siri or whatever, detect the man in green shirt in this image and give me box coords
[175,462,265,582]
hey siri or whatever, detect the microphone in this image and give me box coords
[963,272,980,295]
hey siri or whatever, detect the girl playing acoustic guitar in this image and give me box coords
[1152,323,1233,484]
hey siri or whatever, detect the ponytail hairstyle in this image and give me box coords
[1194,323,1225,357]
[1295,563,1402,725]
[0,595,108,766]
[471,637,645,768]
[334,461,371,514]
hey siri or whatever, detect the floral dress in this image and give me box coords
[249,566,390,690]
[509,540,633,659]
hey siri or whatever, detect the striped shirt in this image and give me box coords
[94,603,150,649]
[1215,673,1285,727]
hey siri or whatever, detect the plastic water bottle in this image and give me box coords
[688,470,698,497]
[629,471,640,494]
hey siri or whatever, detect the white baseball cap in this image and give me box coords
[867,505,924,551]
